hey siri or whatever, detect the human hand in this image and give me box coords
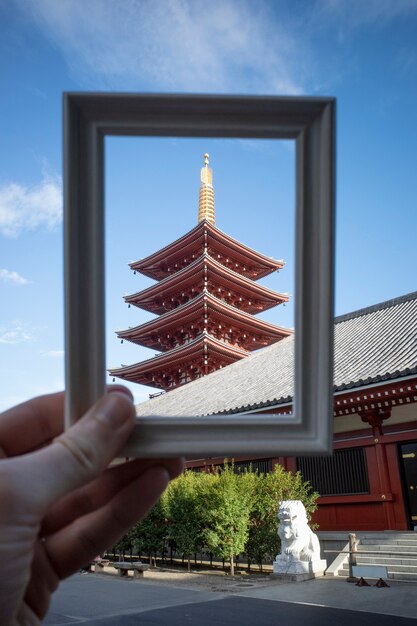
[0,387,184,625]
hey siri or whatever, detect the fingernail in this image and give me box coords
[95,393,134,429]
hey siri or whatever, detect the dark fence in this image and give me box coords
[297,447,370,495]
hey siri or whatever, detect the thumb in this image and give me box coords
[25,390,136,512]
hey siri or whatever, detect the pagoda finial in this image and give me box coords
[198,153,215,224]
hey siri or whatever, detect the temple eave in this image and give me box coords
[118,291,292,346]
[129,220,284,281]
[124,253,289,315]
[119,330,289,353]
[126,293,288,316]
[109,333,248,390]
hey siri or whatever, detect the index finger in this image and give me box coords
[0,392,65,458]
[0,385,134,458]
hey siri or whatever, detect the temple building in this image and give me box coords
[111,154,417,533]
[136,290,417,532]
[109,154,291,391]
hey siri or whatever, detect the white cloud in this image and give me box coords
[0,171,62,238]
[14,0,417,99]
[43,350,64,358]
[0,269,30,285]
[18,0,305,94]
[0,321,35,344]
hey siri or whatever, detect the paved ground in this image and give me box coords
[44,571,417,625]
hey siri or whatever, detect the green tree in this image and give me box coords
[201,464,254,576]
[132,498,167,567]
[165,471,203,572]
[246,465,318,570]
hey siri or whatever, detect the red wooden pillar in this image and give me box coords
[360,409,396,529]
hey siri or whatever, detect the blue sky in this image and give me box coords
[1,0,416,411]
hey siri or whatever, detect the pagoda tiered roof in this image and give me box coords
[118,290,292,352]
[109,332,248,389]
[125,252,289,315]
[110,154,290,392]
[129,219,284,281]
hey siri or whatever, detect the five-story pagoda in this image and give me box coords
[109,155,291,392]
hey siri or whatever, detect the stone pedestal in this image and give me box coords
[273,555,327,582]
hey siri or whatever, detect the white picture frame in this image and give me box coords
[63,93,335,458]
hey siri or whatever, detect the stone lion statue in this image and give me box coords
[276,500,320,562]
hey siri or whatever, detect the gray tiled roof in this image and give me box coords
[135,292,417,417]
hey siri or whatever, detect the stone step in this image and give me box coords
[360,538,417,545]
[342,562,417,574]
[359,532,416,536]
[329,534,417,581]
[356,530,417,537]
[358,542,417,554]
[354,556,417,566]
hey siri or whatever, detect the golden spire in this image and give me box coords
[198,153,215,224]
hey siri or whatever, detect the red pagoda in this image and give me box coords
[109,154,291,392]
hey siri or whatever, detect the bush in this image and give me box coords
[116,462,318,574]
[199,464,255,576]
[165,471,203,572]
[246,465,318,570]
